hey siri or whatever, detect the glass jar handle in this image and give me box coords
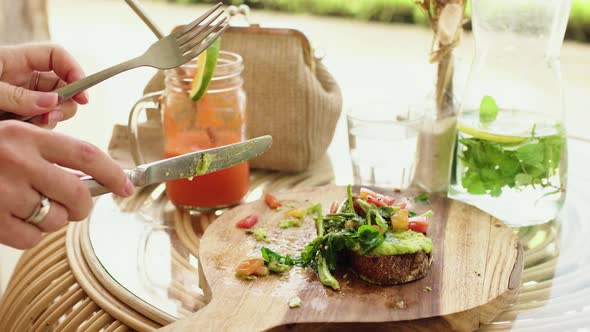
[128,91,163,166]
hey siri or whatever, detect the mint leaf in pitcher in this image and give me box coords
[479,96,499,126]
[515,142,545,166]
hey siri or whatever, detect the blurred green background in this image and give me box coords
[167,0,590,43]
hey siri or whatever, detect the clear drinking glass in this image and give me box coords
[449,0,571,226]
[347,108,422,189]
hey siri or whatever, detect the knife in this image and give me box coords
[83,135,272,196]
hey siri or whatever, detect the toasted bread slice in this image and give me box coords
[350,250,432,285]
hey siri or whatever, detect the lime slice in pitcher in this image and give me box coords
[189,37,221,101]
[457,123,527,144]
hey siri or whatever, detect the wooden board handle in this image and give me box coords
[509,242,525,290]
[158,298,275,332]
[158,299,224,331]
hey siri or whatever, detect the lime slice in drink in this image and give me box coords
[189,50,207,99]
[189,37,221,101]
[457,123,528,144]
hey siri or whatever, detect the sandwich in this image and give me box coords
[258,185,433,290]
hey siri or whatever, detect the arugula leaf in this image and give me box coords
[307,203,323,217]
[357,225,385,255]
[261,247,294,271]
[307,203,324,236]
[346,185,355,214]
[417,210,434,218]
[373,210,388,232]
[322,235,339,270]
[414,192,431,204]
[298,236,323,267]
[378,206,396,216]
[355,198,371,214]
[479,95,499,126]
[317,255,340,290]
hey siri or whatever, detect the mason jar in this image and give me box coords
[162,51,248,210]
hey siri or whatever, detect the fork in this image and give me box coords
[0,2,228,122]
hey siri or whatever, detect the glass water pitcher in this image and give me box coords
[449,0,571,226]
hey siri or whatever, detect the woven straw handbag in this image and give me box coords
[138,23,342,172]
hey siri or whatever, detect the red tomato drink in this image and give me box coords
[165,151,249,208]
[162,52,248,210]
[164,127,249,209]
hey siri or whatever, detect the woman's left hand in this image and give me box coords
[0,43,89,128]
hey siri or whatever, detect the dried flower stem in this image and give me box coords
[416,0,465,117]
[411,0,466,193]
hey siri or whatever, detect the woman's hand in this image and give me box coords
[0,121,134,249]
[0,44,89,128]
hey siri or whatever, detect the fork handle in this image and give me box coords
[55,57,143,103]
[0,57,144,122]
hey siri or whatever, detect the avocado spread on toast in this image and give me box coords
[364,230,432,256]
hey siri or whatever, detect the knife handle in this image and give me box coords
[81,170,135,197]
[81,176,112,197]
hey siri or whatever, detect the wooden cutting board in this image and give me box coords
[160,186,523,332]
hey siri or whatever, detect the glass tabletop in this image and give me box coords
[86,138,590,329]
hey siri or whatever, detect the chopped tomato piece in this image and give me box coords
[409,216,428,223]
[235,258,265,276]
[408,221,429,234]
[360,187,395,206]
[329,200,340,214]
[360,187,379,199]
[264,194,282,209]
[235,214,259,229]
[366,195,386,207]
[381,195,396,206]
[397,202,407,209]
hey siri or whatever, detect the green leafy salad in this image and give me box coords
[235,186,433,290]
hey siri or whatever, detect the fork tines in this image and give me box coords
[177,2,229,60]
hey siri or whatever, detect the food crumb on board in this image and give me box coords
[424,286,432,292]
[395,300,406,309]
[288,297,302,308]
[474,271,482,277]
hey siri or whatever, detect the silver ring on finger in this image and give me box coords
[25,196,51,225]
[28,70,41,91]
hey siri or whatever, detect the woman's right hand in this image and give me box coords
[0,121,134,249]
